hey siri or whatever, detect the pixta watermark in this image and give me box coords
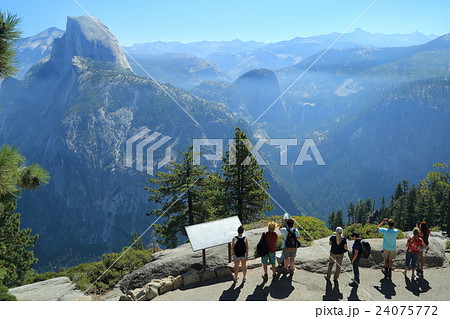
[126,129,325,175]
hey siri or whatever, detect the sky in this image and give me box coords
[1,0,449,46]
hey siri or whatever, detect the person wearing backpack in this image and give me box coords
[279,219,300,275]
[231,225,249,283]
[377,218,399,279]
[325,226,348,281]
[349,231,362,287]
[261,221,278,280]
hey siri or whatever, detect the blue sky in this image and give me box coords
[2,0,449,46]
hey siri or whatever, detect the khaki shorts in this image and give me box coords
[283,247,297,258]
[382,249,396,259]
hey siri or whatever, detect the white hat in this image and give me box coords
[335,227,343,234]
[283,213,290,219]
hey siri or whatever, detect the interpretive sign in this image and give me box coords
[185,216,242,252]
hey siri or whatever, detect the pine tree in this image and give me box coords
[130,231,144,250]
[328,211,336,230]
[347,202,355,224]
[335,210,345,228]
[0,145,49,287]
[146,146,213,248]
[221,127,273,224]
[0,11,21,80]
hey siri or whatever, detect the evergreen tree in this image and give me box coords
[221,127,273,223]
[0,11,21,80]
[335,210,345,228]
[347,202,355,224]
[0,145,49,287]
[420,163,450,233]
[130,231,144,250]
[146,146,213,248]
[327,211,336,230]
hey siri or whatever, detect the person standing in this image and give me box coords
[261,221,278,280]
[325,226,348,281]
[377,218,399,279]
[403,227,427,279]
[231,225,249,283]
[279,219,301,274]
[349,231,362,287]
[418,221,430,276]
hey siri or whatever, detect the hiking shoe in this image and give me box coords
[349,281,358,287]
[324,275,330,281]
[233,276,238,283]
[243,277,247,283]
[262,273,268,280]
[411,274,415,280]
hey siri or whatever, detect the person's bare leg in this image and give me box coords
[233,260,239,280]
[263,263,268,275]
[242,260,247,279]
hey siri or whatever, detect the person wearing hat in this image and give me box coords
[325,226,348,281]
[349,231,362,287]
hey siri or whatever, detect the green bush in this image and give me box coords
[23,248,152,294]
[445,240,450,250]
[431,226,441,232]
[343,224,406,240]
[0,284,16,301]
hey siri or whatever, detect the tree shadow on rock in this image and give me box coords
[374,278,397,299]
[246,279,270,301]
[323,280,343,301]
[268,273,294,300]
[219,281,245,301]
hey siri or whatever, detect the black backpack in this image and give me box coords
[234,236,247,257]
[256,233,269,257]
[285,228,300,248]
[360,240,371,258]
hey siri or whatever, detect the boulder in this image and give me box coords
[129,287,146,301]
[8,277,77,301]
[215,266,232,277]
[158,278,173,295]
[200,270,216,281]
[119,227,264,292]
[181,270,200,286]
[144,283,158,300]
[172,276,182,290]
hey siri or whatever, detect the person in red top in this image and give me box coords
[403,227,427,279]
[261,221,278,280]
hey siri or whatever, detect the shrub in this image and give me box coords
[446,240,450,250]
[0,284,16,301]
[22,248,152,294]
[343,224,406,239]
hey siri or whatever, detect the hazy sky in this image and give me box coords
[2,0,449,46]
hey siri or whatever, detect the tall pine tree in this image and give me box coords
[221,127,273,224]
[146,146,213,248]
[0,145,49,287]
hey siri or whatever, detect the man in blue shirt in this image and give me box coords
[377,218,399,279]
[349,231,361,287]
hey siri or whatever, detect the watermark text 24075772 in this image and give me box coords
[125,129,325,175]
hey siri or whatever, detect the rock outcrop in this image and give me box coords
[119,229,449,293]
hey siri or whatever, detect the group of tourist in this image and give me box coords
[231,215,432,287]
[231,214,301,283]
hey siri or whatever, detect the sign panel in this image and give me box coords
[185,216,242,251]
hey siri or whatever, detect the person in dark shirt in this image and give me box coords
[325,226,348,281]
[349,231,362,287]
[261,221,278,280]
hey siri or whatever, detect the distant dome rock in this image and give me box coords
[50,16,132,72]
